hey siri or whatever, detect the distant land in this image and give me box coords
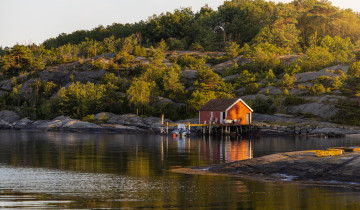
[0,0,360,134]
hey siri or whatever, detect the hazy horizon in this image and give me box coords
[0,0,358,48]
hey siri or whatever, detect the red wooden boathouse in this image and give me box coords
[199,98,253,125]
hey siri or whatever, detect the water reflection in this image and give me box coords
[1,131,360,209]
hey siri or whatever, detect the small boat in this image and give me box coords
[172,124,191,136]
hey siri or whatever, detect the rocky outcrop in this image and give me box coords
[155,97,175,107]
[241,94,268,101]
[223,74,239,82]
[295,65,349,83]
[203,150,360,185]
[287,102,337,119]
[104,113,172,132]
[259,86,282,95]
[0,110,20,123]
[213,55,250,74]
[252,113,360,137]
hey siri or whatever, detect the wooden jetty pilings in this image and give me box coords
[160,114,248,136]
[160,122,247,136]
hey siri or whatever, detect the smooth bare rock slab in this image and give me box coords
[101,124,146,132]
[207,150,360,184]
[309,127,354,135]
[76,70,107,79]
[20,78,39,94]
[235,87,246,96]
[0,110,20,123]
[241,94,268,101]
[40,64,74,85]
[132,56,150,64]
[287,102,338,119]
[92,53,116,60]
[13,118,33,129]
[213,56,244,74]
[223,74,239,82]
[259,86,282,95]
[278,54,302,65]
[295,65,349,83]
[35,120,65,129]
[252,113,332,125]
[155,97,175,107]
[317,95,346,103]
[62,120,102,129]
[213,60,235,74]
[287,89,307,95]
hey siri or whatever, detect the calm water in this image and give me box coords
[1,131,360,209]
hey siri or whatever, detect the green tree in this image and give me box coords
[225,41,240,58]
[187,90,217,112]
[127,78,155,108]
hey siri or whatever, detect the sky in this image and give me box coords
[0,0,359,48]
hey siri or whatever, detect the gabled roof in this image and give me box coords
[199,98,253,112]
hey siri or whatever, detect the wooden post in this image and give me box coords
[203,121,206,135]
[166,122,169,134]
[208,121,211,135]
[161,114,164,135]
[137,108,139,116]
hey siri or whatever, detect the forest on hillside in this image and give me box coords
[1,0,360,125]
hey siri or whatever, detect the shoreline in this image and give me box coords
[0,110,359,137]
[171,150,360,189]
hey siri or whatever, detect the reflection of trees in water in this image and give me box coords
[3,131,360,177]
[1,132,360,209]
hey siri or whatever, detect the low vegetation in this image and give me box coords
[0,0,360,125]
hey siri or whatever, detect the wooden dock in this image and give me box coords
[160,122,248,136]
[160,115,250,136]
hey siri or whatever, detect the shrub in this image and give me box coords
[309,83,326,95]
[91,58,106,70]
[133,45,147,56]
[83,114,96,123]
[167,38,186,51]
[348,61,360,77]
[284,94,304,106]
[303,112,318,118]
[244,83,259,95]
[315,76,333,87]
[332,76,343,89]
[279,73,296,88]
[189,42,204,51]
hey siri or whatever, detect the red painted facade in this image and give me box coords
[199,99,252,125]
[199,111,222,124]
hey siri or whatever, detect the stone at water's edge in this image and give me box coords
[206,150,360,185]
